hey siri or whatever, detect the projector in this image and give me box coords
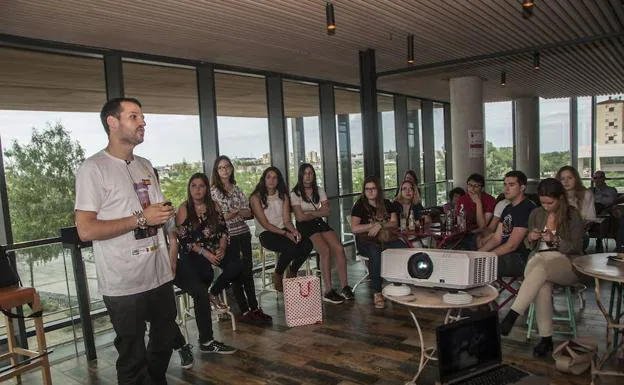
[381,248,497,290]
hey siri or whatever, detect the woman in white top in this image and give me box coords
[556,165,596,222]
[250,166,312,292]
[290,163,352,304]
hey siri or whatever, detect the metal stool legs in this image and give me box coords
[526,286,578,339]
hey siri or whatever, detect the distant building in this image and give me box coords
[307,150,319,163]
[595,98,624,173]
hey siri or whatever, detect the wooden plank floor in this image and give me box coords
[10,260,624,385]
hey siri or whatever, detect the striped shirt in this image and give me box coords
[210,185,251,237]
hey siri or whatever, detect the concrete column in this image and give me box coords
[514,97,540,192]
[450,76,484,188]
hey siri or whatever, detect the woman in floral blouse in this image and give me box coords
[169,172,241,358]
[211,155,272,324]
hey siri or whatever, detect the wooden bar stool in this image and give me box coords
[0,287,51,385]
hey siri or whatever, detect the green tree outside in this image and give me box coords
[4,122,85,286]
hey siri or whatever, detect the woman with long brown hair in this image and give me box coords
[499,178,585,358]
[556,165,596,222]
[211,155,272,324]
[250,166,313,291]
[350,176,407,309]
[169,172,240,365]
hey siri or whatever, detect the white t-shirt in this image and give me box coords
[254,193,284,236]
[493,199,511,218]
[289,189,328,212]
[74,150,173,297]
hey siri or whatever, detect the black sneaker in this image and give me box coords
[323,289,345,304]
[178,344,194,369]
[199,340,237,355]
[341,285,355,300]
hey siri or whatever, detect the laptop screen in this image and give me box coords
[436,312,502,384]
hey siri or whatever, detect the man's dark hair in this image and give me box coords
[467,173,485,187]
[100,97,142,135]
[448,187,466,200]
[505,170,528,186]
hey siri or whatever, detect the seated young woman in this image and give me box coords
[393,179,424,229]
[290,163,353,304]
[499,178,585,358]
[169,172,241,362]
[350,176,407,309]
[250,166,313,292]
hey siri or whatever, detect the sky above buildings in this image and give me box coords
[0,96,615,168]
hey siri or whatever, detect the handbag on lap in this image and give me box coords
[283,274,323,327]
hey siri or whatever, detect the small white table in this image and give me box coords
[572,253,624,385]
[382,284,498,385]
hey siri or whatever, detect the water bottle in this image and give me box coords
[446,209,455,234]
[458,204,466,232]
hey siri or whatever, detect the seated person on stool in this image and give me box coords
[477,195,510,249]
[290,163,353,304]
[393,180,425,229]
[591,170,618,215]
[351,176,407,310]
[499,178,585,358]
[456,173,497,250]
[170,173,240,369]
[479,171,536,278]
[250,166,313,291]
[557,166,596,251]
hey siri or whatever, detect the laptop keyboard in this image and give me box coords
[458,365,529,385]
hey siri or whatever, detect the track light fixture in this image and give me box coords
[522,0,535,19]
[500,71,506,86]
[407,34,414,64]
[533,52,540,70]
[326,2,336,35]
[522,0,535,9]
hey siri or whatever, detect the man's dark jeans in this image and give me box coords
[103,281,177,385]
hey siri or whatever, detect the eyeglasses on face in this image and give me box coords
[467,183,482,189]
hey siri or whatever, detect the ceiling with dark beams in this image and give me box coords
[0,0,623,103]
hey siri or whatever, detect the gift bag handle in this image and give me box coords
[298,281,311,297]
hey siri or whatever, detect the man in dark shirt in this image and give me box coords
[479,171,536,277]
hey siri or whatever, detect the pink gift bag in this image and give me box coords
[283,275,323,327]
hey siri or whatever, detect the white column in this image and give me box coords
[514,97,540,191]
[450,76,484,187]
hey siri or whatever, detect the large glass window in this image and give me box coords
[0,47,107,351]
[407,98,423,184]
[215,71,271,267]
[595,94,624,190]
[334,88,362,241]
[123,62,202,208]
[577,97,593,185]
[484,101,513,196]
[283,80,321,188]
[378,94,397,189]
[433,103,446,204]
[215,72,270,196]
[539,97,571,177]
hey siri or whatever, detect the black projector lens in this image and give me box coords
[408,252,433,279]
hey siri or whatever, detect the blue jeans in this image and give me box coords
[356,239,407,292]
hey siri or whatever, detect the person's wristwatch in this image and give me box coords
[135,211,148,229]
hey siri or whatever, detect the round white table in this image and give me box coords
[572,253,624,385]
[382,284,499,385]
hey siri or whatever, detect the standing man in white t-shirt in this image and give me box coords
[75,98,177,385]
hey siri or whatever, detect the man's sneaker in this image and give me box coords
[252,308,273,323]
[199,340,237,355]
[178,344,194,369]
[323,289,345,304]
[341,285,355,300]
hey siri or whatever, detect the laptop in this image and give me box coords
[436,311,546,385]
